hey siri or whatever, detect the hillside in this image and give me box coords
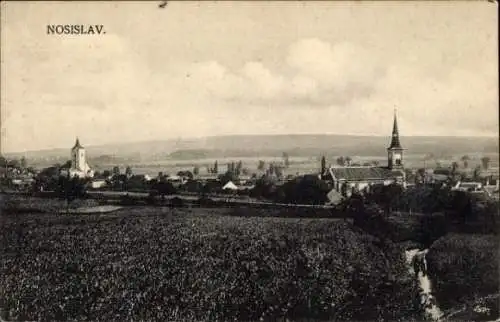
[4,134,498,163]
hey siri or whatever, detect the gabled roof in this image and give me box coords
[329,166,403,181]
[222,181,238,190]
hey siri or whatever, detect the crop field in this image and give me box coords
[0,207,421,321]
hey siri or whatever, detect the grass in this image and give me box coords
[0,207,420,321]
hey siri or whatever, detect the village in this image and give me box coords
[1,112,499,207]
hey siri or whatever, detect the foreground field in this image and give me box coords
[0,207,420,321]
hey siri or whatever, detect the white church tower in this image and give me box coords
[69,137,94,178]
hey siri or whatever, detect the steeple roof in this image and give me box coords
[388,110,403,150]
[72,137,83,150]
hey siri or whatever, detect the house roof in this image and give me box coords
[222,181,238,190]
[458,182,482,188]
[433,168,451,176]
[329,166,403,181]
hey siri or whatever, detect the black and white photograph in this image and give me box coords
[0,1,498,321]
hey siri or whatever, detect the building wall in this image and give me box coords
[331,178,399,193]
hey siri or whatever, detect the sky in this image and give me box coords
[1,1,498,153]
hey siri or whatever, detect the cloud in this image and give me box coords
[167,38,496,137]
[177,39,384,109]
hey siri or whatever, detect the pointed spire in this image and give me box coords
[392,108,399,135]
[388,109,402,149]
[72,137,83,150]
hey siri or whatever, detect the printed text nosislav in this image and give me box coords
[47,24,106,35]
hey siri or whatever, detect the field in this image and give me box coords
[0,207,421,321]
[91,153,499,177]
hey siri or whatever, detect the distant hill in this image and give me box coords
[4,134,499,164]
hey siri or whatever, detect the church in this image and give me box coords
[68,138,94,178]
[323,111,406,194]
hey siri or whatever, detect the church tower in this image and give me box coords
[387,111,404,170]
[71,137,86,172]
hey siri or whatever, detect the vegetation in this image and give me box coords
[426,234,499,314]
[0,208,420,321]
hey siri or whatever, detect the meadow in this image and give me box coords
[0,207,421,321]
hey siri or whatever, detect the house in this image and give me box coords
[452,181,483,192]
[432,168,451,182]
[166,175,186,187]
[323,111,406,193]
[236,175,253,185]
[90,179,107,189]
[197,174,220,183]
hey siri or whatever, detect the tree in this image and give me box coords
[268,163,276,176]
[214,161,218,174]
[177,170,194,180]
[258,160,265,171]
[321,156,326,177]
[451,162,459,174]
[473,166,481,180]
[481,156,491,170]
[279,175,330,205]
[61,160,72,169]
[250,176,278,200]
[125,166,133,178]
[461,155,470,169]
[219,171,237,185]
[112,166,120,176]
[345,156,352,166]
[236,161,243,176]
[336,157,345,167]
[20,157,27,169]
[59,173,87,212]
[283,152,290,168]
[153,176,176,200]
[7,159,20,169]
[0,155,7,167]
[193,166,200,176]
[274,165,284,179]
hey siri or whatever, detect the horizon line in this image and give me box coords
[2,132,498,155]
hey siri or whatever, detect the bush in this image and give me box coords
[426,233,499,311]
